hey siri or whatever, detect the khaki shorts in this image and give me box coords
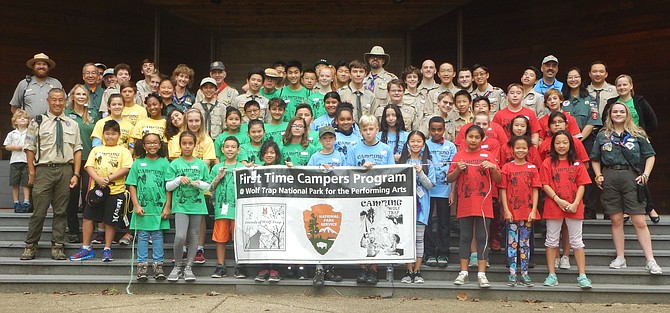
[601,167,645,215]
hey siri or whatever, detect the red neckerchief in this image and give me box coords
[216,82,229,95]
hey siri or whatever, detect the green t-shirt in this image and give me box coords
[214,129,250,161]
[209,161,245,220]
[239,141,263,163]
[126,157,171,231]
[280,143,317,166]
[279,86,312,122]
[307,130,322,151]
[620,97,640,126]
[264,122,288,142]
[65,108,98,161]
[260,88,280,101]
[309,92,327,120]
[166,157,209,215]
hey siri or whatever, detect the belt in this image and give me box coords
[37,163,70,167]
[605,165,631,170]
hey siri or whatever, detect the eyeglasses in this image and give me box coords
[551,120,566,125]
[291,124,305,129]
[83,71,97,76]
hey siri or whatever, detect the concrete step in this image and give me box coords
[0,274,668,304]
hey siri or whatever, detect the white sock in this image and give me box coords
[197,245,204,251]
[478,272,486,278]
[82,245,91,250]
[459,270,468,276]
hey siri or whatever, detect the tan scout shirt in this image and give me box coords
[426,84,461,116]
[192,100,226,138]
[196,85,239,108]
[232,92,269,122]
[363,70,397,105]
[587,82,617,116]
[338,84,377,122]
[471,84,505,114]
[25,111,83,165]
[501,89,546,119]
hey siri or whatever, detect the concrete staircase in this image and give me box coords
[0,210,669,302]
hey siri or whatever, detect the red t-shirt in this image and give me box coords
[448,149,497,219]
[499,144,543,168]
[538,135,589,162]
[455,122,509,148]
[493,107,541,134]
[538,112,581,141]
[500,162,542,221]
[540,158,591,220]
[458,137,500,165]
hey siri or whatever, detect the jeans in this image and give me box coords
[137,230,164,263]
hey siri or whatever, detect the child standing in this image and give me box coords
[500,136,541,287]
[70,120,133,262]
[378,104,409,162]
[166,131,210,281]
[264,98,290,141]
[398,131,435,284]
[127,133,171,280]
[120,81,147,127]
[214,107,250,162]
[240,119,266,166]
[447,125,501,288]
[254,140,283,282]
[333,103,362,160]
[209,136,245,278]
[131,93,167,143]
[4,109,30,213]
[540,130,592,289]
[92,94,133,150]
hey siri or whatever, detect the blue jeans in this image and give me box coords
[137,230,164,263]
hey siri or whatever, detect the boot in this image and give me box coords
[51,243,66,260]
[20,244,38,260]
[137,262,148,281]
[153,262,166,280]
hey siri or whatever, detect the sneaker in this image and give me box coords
[153,262,166,280]
[21,202,30,213]
[167,266,182,281]
[486,260,490,268]
[51,244,66,260]
[413,271,424,284]
[507,274,517,287]
[609,257,627,269]
[194,249,206,264]
[454,272,469,285]
[437,255,449,268]
[69,247,95,261]
[365,270,378,285]
[234,265,247,278]
[13,202,21,213]
[425,256,438,267]
[577,274,592,289]
[356,269,368,284]
[324,268,343,282]
[400,271,414,284]
[268,270,281,282]
[490,238,502,251]
[91,232,105,244]
[297,267,308,280]
[468,253,477,268]
[119,233,133,245]
[101,248,113,262]
[67,234,80,243]
[212,266,226,278]
[20,244,37,260]
[255,269,270,282]
[554,258,559,269]
[543,273,559,286]
[313,269,325,287]
[137,262,148,281]
[520,274,534,287]
[478,274,491,288]
[559,256,571,270]
[646,259,663,275]
[286,266,295,278]
[183,266,196,281]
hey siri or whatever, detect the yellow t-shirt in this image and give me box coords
[85,145,133,195]
[122,104,148,127]
[91,117,134,149]
[130,118,167,142]
[167,131,216,161]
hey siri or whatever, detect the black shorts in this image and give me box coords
[9,162,28,187]
[83,193,128,227]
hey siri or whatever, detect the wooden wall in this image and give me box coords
[412,0,670,211]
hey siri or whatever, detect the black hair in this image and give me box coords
[549,130,576,166]
[247,119,265,132]
[165,109,183,141]
[506,135,533,162]
[472,63,489,73]
[525,66,541,80]
[226,107,242,120]
[508,114,532,138]
[301,68,316,77]
[547,111,568,134]
[144,92,162,106]
[465,124,485,139]
[324,91,341,102]
[272,60,286,68]
[102,119,120,133]
[590,61,608,71]
[334,60,349,71]
[285,60,303,72]
[247,67,266,81]
[429,116,445,126]
[398,131,432,174]
[380,104,406,155]
[244,100,260,111]
[561,67,590,99]
[295,103,313,116]
[223,135,240,148]
[471,95,490,110]
[179,130,198,145]
[260,139,281,165]
[134,132,167,158]
[332,102,355,131]
[454,89,472,102]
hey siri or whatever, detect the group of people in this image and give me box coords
[5,47,661,288]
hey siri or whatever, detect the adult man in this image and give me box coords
[94,63,107,87]
[233,68,268,121]
[457,67,474,93]
[260,68,282,101]
[20,88,83,261]
[418,59,438,93]
[587,61,617,117]
[534,55,563,94]
[81,63,104,112]
[10,53,63,118]
[426,62,460,116]
[363,46,398,105]
[195,61,239,108]
[102,68,116,89]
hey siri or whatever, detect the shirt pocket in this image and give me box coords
[377,83,389,101]
[64,128,77,147]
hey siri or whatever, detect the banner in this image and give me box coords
[234,165,416,264]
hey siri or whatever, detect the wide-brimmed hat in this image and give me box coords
[26,53,56,69]
[364,46,390,65]
[264,68,282,78]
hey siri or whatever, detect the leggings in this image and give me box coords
[416,223,426,259]
[458,216,491,260]
[506,221,532,275]
[173,213,203,267]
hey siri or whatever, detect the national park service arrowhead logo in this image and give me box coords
[303,204,341,255]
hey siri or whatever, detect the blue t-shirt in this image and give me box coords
[534,79,564,95]
[308,150,346,167]
[345,141,395,166]
[406,158,436,225]
[377,131,409,156]
[426,139,457,198]
[335,129,362,159]
[311,115,334,132]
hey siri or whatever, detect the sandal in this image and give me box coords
[648,210,661,224]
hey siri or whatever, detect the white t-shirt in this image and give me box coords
[3,129,27,163]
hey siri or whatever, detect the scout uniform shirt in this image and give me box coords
[338,83,377,122]
[563,96,603,132]
[136,80,153,103]
[196,84,239,108]
[587,82,617,117]
[471,83,505,113]
[25,111,83,165]
[10,76,62,118]
[127,157,171,231]
[192,100,226,138]
[426,84,461,117]
[591,131,655,167]
[85,144,133,195]
[403,89,424,131]
[232,92,269,122]
[363,69,397,104]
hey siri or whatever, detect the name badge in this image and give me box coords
[480,153,489,158]
[381,150,388,155]
[481,144,489,149]
[300,151,309,156]
[221,204,229,216]
[140,163,147,167]
[191,165,199,169]
[332,158,340,163]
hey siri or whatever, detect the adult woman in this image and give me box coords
[64,84,98,243]
[602,74,659,222]
[591,102,662,274]
[171,64,196,111]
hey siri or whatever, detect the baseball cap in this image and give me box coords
[200,77,217,87]
[210,61,225,71]
[319,126,336,138]
[315,59,329,66]
[542,55,559,64]
[94,63,107,70]
[102,68,115,77]
[86,185,110,206]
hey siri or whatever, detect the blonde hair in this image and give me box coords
[184,108,209,144]
[11,109,30,129]
[615,74,634,96]
[67,84,92,125]
[603,101,647,138]
[171,64,195,88]
[358,114,379,129]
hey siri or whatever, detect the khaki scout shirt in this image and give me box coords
[471,84,505,114]
[192,100,226,138]
[363,69,397,105]
[232,92,269,122]
[196,85,239,108]
[25,111,83,165]
[587,82,617,116]
[426,84,461,116]
[501,89,546,119]
[338,83,377,122]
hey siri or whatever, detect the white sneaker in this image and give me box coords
[609,257,627,269]
[454,272,469,285]
[559,256,571,270]
[554,258,559,269]
[478,274,491,288]
[646,259,663,275]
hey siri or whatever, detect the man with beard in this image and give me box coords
[10,53,63,118]
[534,55,563,95]
[363,46,398,105]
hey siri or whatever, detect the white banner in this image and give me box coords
[234,165,416,264]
